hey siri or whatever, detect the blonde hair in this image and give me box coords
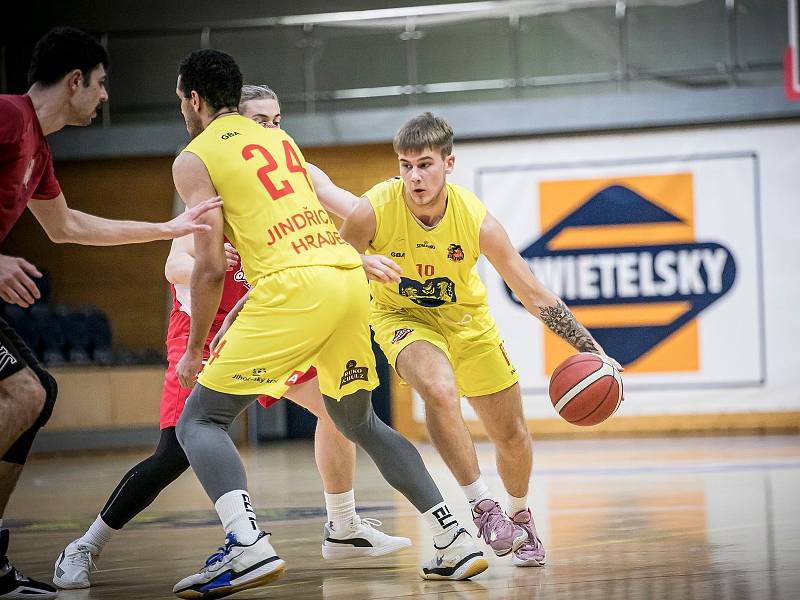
[393,112,454,158]
[239,84,278,106]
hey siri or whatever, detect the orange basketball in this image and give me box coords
[549,353,623,426]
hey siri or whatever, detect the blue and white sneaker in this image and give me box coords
[173,531,285,599]
[418,528,488,581]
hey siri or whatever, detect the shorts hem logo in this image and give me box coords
[340,360,369,388]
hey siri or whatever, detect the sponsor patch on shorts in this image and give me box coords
[340,359,369,388]
[391,328,414,344]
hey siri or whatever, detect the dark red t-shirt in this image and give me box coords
[0,94,62,243]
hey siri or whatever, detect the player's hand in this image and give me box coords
[176,348,204,388]
[361,254,402,283]
[163,196,223,239]
[591,343,624,372]
[0,254,42,308]
[224,242,239,271]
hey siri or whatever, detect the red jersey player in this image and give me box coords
[0,27,219,600]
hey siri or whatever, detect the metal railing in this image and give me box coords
[92,0,783,124]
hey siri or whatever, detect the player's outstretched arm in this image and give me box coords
[171,152,227,388]
[479,212,622,370]
[307,163,359,219]
[27,192,221,246]
[165,234,239,286]
[308,166,400,282]
[340,196,402,283]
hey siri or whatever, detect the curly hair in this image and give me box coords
[178,50,243,113]
[28,27,109,87]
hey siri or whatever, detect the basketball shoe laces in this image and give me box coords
[351,516,383,530]
[202,533,241,571]
[64,544,96,574]
[474,502,516,544]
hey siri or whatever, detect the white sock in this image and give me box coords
[325,490,356,531]
[215,490,260,545]
[507,493,528,517]
[423,501,460,547]
[461,476,492,507]
[79,515,114,552]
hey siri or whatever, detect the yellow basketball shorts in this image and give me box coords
[370,303,518,398]
[199,265,379,400]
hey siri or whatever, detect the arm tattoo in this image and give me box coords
[539,301,599,353]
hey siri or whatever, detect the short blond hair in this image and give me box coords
[393,112,454,158]
[239,84,278,107]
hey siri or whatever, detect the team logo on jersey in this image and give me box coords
[508,173,736,373]
[399,277,457,307]
[447,243,465,261]
[392,328,414,344]
[340,360,369,388]
[232,267,251,289]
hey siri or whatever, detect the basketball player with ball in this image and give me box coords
[341,112,623,568]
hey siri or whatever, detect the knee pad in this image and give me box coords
[31,366,57,429]
[2,368,57,465]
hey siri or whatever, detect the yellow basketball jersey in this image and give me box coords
[183,115,360,285]
[365,177,488,310]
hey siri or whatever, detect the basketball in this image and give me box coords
[549,353,623,426]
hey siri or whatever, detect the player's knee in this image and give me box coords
[6,369,47,431]
[495,421,531,450]
[174,416,191,448]
[423,381,460,412]
[327,403,373,443]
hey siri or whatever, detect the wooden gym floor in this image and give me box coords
[5,435,800,599]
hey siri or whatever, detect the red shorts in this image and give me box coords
[160,314,318,428]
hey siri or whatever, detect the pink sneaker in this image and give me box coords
[471,499,527,557]
[510,508,546,567]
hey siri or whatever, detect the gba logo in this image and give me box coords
[508,173,736,373]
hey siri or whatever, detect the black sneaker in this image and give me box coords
[0,529,58,599]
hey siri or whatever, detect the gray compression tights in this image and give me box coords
[176,384,443,514]
[323,390,443,513]
[175,384,258,502]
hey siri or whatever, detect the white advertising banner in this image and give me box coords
[411,122,800,420]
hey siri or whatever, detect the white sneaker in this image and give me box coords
[321,516,412,559]
[418,528,489,581]
[173,531,285,599]
[53,539,98,589]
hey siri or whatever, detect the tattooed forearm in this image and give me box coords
[539,301,599,353]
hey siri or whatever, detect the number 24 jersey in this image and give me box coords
[182,115,360,287]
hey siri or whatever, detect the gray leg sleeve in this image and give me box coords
[324,390,443,513]
[175,384,258,503]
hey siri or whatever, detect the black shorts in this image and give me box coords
[0,317,37,380]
